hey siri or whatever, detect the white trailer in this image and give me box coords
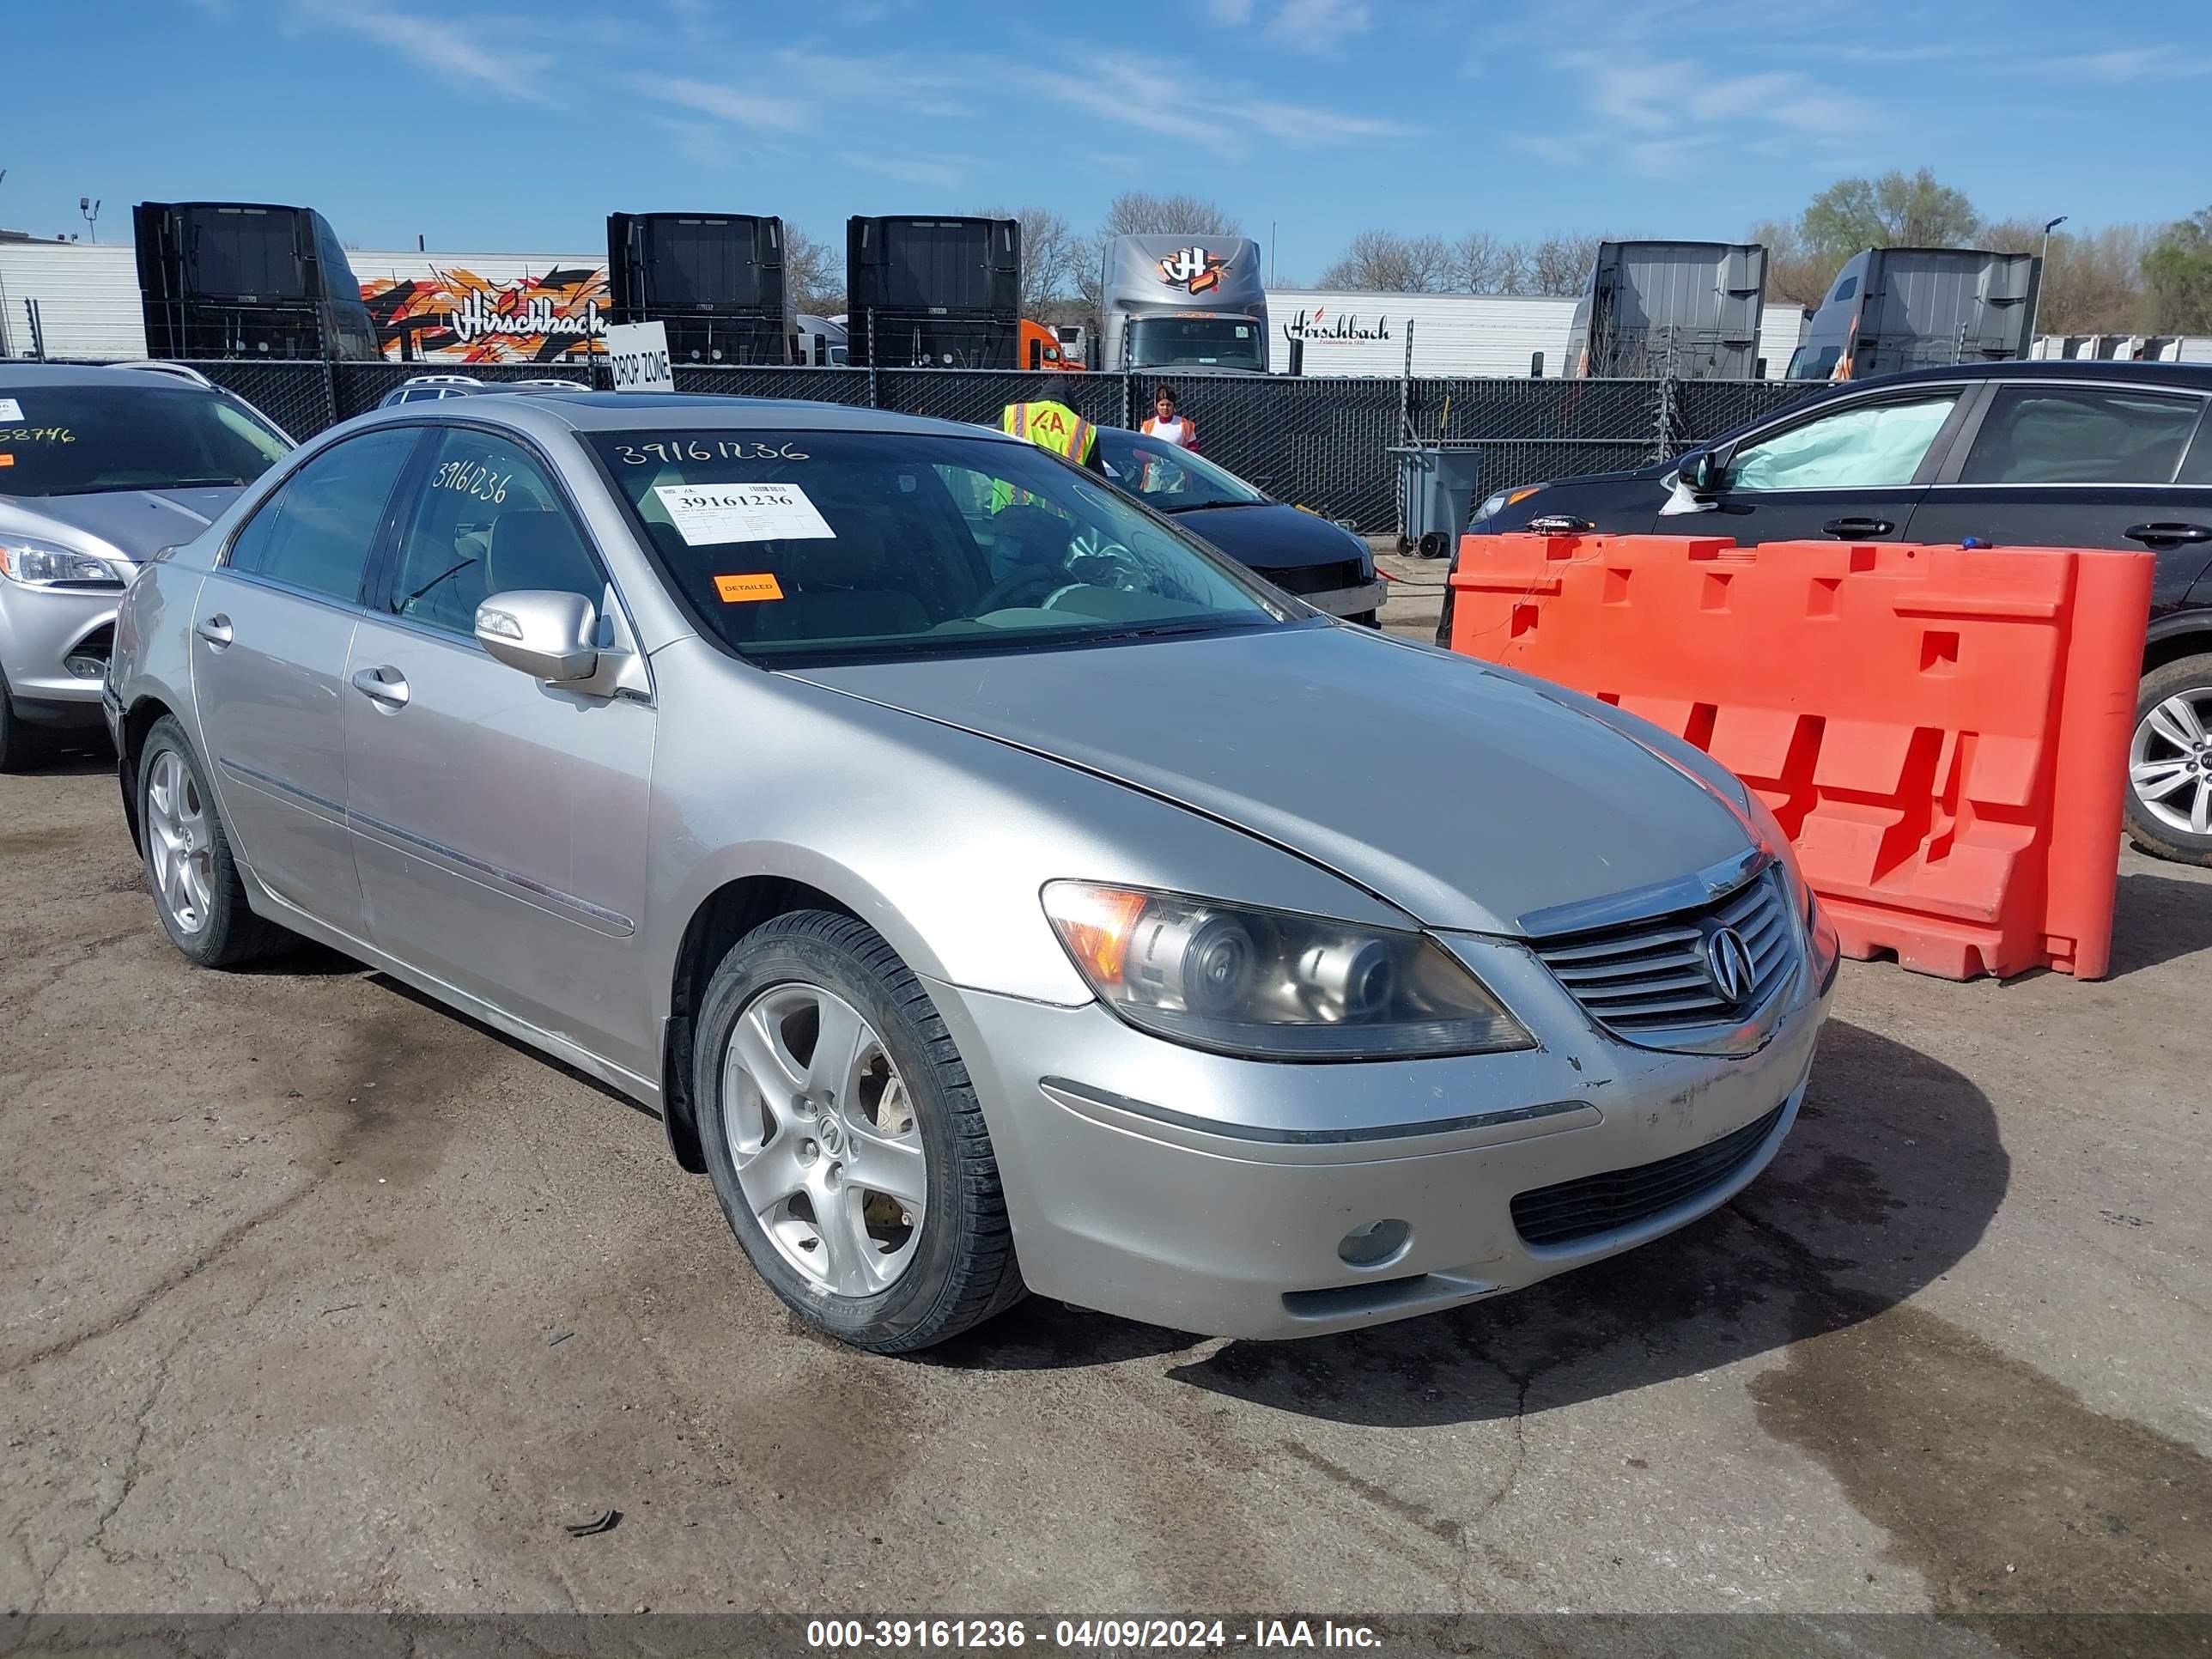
[0,240,146,360]
[1267,289,1806,379]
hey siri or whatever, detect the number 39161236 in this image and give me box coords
[432,459,513,503]
[617,439,810,465]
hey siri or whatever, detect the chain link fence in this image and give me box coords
[67,358,1831,534]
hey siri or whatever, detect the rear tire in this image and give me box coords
[137,717,293,966]
[0,666,55,774]
[694,910,1024,1352]
[2124,653,2212,867]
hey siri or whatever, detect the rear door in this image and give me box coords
[191,425,421,937]
[1690,383,1969,543]
[340,423,658,1080]
[1905,380,2212,617]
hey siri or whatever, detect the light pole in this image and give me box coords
[2029,214,2066,343]
[79,197,100,244]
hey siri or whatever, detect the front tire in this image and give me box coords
[137,717,292,966]
[2124,654,2212,867]
[694,910,1024,1352]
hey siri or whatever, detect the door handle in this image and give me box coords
[349,666,410,709]
[2125,521,2212,547]
[193,614,232,648]
[1822,517,1894,538]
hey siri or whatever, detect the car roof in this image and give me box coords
[1841,358,2212,392]
[353,391,1020,445]
[0,362,234,392]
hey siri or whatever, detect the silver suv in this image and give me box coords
[0,364,290,769]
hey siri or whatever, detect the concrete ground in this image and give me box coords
[2,715,2208,1650]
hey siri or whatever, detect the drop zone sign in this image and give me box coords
[605,321,675,393]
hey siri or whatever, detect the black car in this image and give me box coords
[1092,427,1385,625]
[1440,360,2212,866]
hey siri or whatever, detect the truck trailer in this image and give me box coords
[1788,246,2040,380]
[606,212,792,365]
[1099,235,1268,374]
[132,200,380,360]
[1565,241,1770,379]
[846,216,1019,369]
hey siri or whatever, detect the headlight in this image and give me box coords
[1042,881,1534,1060]
[1473,484,1545,524]
[0,538,125,589]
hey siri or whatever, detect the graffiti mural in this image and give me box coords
[362,264,608,362]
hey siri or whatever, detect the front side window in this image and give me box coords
[1726,393,1960,492]
[388,429,604,635]
[1832,276,1858,302]
[0,383,290,498]
[1126,317,1264,372]
[1960,386,2205,485]
[1095,429,1265,512]
[586,428,1288,664]
[1786,344,1843,381]
[226,425,418,605]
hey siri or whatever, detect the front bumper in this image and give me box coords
[927,926,1829,1340]
[0,581,125,722]
[1303,579,1387,619]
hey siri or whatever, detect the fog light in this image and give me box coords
[64,653,106,679]
[1338,1218,1411,1268]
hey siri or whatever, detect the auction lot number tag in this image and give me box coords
[604,320,675,393]
[655,482,836,546]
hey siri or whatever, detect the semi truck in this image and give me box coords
[1787,246,2040,381]
[1098,234,1268,374]
[132,200,380,360]
[605,212,792,365]
[846,216,1020,368]
[1565,240,1770,379]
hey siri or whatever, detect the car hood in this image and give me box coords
[787,625,1753,935]
[1164,501,1365,573]
[0,487,243,563]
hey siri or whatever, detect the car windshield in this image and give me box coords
[1126,317,1265,372]
[0,383,291,497]
[1096,428,1267,512]
[586,428,1294,664]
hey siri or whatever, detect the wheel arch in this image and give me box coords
[117,693,183,855]
[2143,615,2212,678]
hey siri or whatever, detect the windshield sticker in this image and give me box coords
[654,482,835,546]
[617,438,810,465]
[713,573,785,604]
[0,400,21,422]
[0,454,12,468]
[0,427,73,444]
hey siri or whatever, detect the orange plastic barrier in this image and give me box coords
[1449,533,2155,981]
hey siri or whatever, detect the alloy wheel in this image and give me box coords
[144,749,216,934]
[2130,687,2212,838]
[720,983,927,1297]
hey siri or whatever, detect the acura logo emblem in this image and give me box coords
[1704,926,1757,1006]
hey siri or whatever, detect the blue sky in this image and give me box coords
[6,0,2210,278]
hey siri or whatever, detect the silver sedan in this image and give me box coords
[107,392,1838,1352]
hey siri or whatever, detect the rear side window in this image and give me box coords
[227,426,418,605]
[1960,386,2207,485]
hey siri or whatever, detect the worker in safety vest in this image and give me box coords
[1000,399,1099,468]
[1139,386,1197,452]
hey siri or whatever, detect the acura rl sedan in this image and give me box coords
[107,392,1838,1352]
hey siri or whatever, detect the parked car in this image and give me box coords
[377,374,591,408]
[1440,361,2212,866]
[108,393,1835,1352]
[1092,425,1385,624]
[0,363,291,770]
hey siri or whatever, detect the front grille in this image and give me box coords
[1531,868,1795,1042]
[1510,1103,1785,1247]
[1267,558,1364,598]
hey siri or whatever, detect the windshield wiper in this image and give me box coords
[70,477,241,495]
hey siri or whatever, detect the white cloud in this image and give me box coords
[839,149,978,191]
[1270,0,1371,49]
[2067,46,2212,82]
[1520,49,1877,171]
[1053,50,1408,157]
[642,75,813,131]
[293,3,561,104]
[1206,0,1255,19]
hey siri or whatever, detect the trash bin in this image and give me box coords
[1392,446,1486,559]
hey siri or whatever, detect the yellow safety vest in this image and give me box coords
[1001,401,1097,466]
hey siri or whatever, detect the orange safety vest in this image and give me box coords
[1140,414,1198,453]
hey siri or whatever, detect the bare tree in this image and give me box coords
[1318,229,1455,292]
[1450,231,1526,294]
[975,203,1085,316]
[1983,217,2155,336]
[784,226,843,317]
[1079,191,1243,314]
[1527,233,1601,296]
[1749,218,1832,311]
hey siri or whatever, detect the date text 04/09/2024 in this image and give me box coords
[804,1620,1384,1650]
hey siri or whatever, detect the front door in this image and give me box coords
[340,425,658,1080]
[1676,385,1968,544]
[190,425,421,937]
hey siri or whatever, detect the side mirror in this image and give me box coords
[474,590,599,683]
[1678,449,1720,494]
